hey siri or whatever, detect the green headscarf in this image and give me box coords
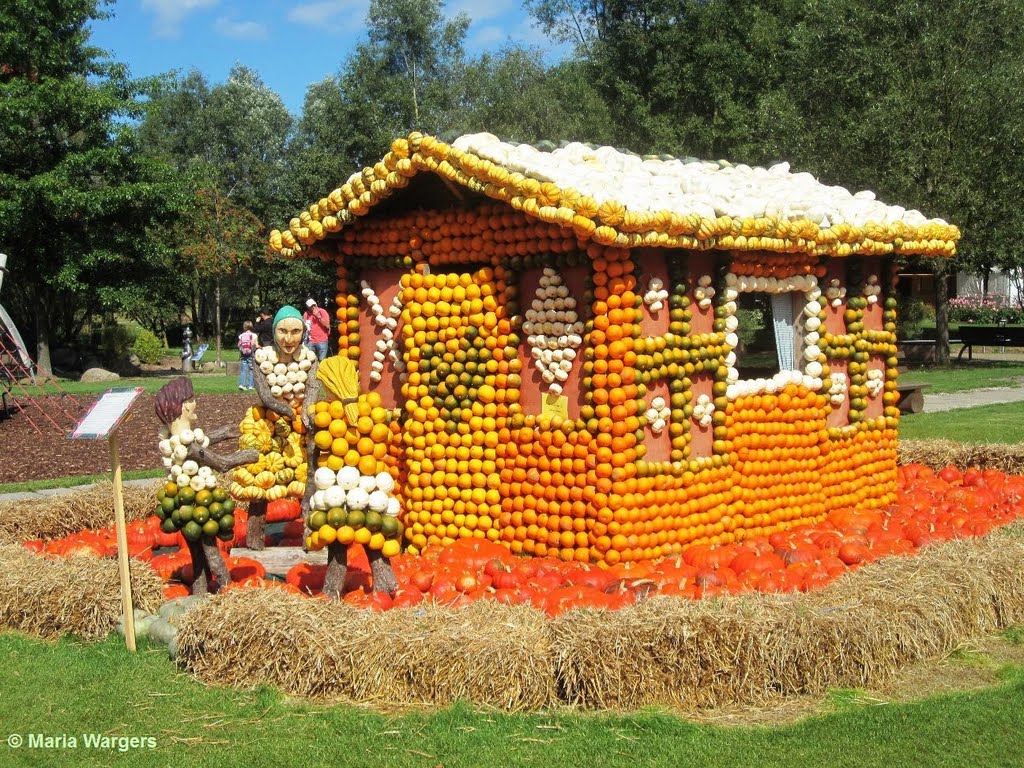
[273,305,303,329]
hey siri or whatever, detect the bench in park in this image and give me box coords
[895,381,931,414]
[957,325,1024,361]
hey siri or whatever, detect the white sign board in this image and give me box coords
[69,387,144,440]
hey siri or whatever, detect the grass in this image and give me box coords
[899,402,1024,443]
[0,469,163,496]
[32,371,242,397]
[0,632,1021,768]
[900,360,1024,394]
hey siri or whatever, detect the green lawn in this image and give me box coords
[898,401,1024,443]
[37,371,241,397]
[0,632,1021,768]
[900,361,1024,394]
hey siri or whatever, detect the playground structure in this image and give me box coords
[0,252,81,433]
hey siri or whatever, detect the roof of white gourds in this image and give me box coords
[270,131,959,260]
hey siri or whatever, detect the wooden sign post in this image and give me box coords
[69,387,145,651]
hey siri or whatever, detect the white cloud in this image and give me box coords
[215,16,269,40]
[142,0,219,38]
[287,0,368,28]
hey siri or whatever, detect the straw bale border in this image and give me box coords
[0,545,164,640]
[177,595,555,711]
[176,523,1024,712]
[899,439,1024,474]
[0,481,160,545]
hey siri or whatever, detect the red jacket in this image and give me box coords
[303,306,330,344]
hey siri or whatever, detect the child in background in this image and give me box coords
[237,320,258,390]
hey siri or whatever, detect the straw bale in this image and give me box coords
[176,589,376,701]
[552,523,1024,711]
[179,523,1024,712]
[177,592,556,711]
[0,545,164,640]
[367,601,556,710]
[0,480,160,544]
[899,439,1024,474]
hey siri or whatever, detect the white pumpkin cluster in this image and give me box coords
[722,273,826,398]
[692,393,715,428]
[643,277,669,312]
[865,368,884,398]
[828,372,848,406]
[309,465,401,517]
[864,274,882,304]
[645,396,671,434]
[826,278,847,307]
[254,345,315,401]
[361,280,406,383]
[453,133,950,231]
[694,275,716,309]
[158,427,217,491]
[523,267,585,394]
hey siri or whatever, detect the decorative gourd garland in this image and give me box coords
[254,345,316,400]
[159,427,214,491]
[360,279,407,383]
[721,272,825,400]
[523,267,583,395]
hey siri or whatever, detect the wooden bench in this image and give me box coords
[957,325,1024,361]
[896,381,931,414]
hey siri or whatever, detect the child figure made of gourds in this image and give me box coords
[230,306,317,549]
[154,377,258,594]
[301,355,401,598]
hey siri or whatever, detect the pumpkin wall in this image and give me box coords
[313,202,900,564]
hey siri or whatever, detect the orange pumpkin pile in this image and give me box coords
[24,464,1024,614]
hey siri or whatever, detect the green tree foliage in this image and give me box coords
[0,0,188,373]
[525,0,1024,362]
[137,66,314,352]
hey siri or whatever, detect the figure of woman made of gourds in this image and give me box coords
[229,306,319,548]
[155,377,257,594]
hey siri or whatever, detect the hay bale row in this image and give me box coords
[0,545,164,640]
[176,523,1024,712]
[899,438,1024,474]
[554,527,1024,710]
[0,480,160,544]
[176,594,555,711]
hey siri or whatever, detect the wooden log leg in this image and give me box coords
[368,549,398,595]
[202,538,232,590]
[247,499,267,551]
[186,538,208,596]
[322,542,348,599]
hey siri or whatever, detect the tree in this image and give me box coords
[774,0,1024,362]
[139,66,296,359]
[0,0,189,374]
[455,50,616,145]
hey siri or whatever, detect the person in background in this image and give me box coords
[253,308,274,348]
[236,320,258,390]
[303,298,331,360]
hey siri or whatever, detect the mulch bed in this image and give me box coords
[0,391,253,485]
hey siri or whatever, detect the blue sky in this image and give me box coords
[88,0,563,116]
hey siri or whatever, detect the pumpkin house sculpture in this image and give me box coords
[269,132,959,565]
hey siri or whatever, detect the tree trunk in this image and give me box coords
[935,262,951,365]
[214,276,223,364]
[323,542,348,599]
[246,499,266,550]
[368,549,398,595]
[202,538,231,587]
[186,538,209,595]
[33,299,52,377]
